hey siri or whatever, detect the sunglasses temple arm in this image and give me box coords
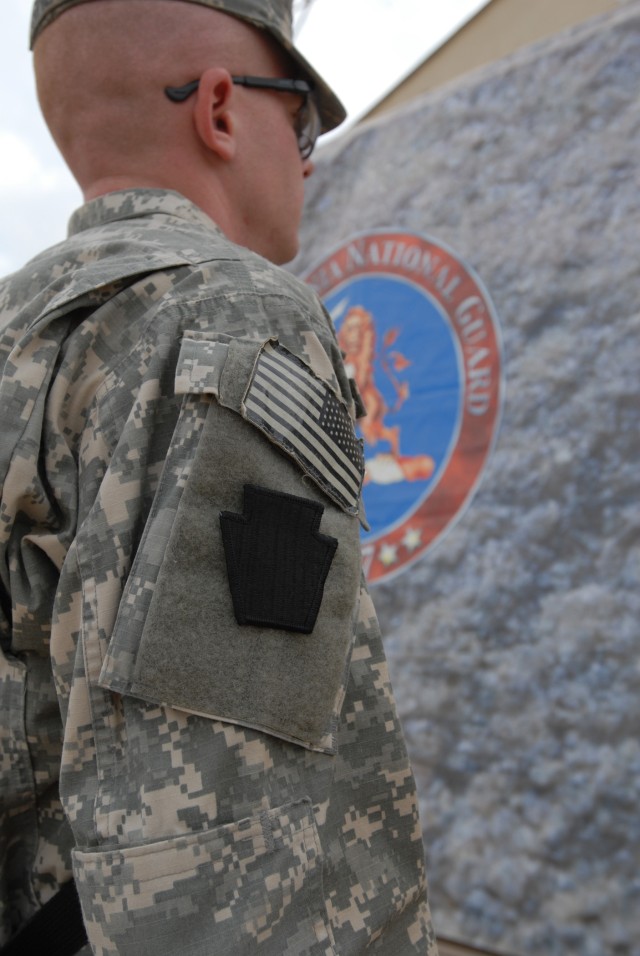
[165,80,201,102]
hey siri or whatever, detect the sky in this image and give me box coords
[0,0,488,275]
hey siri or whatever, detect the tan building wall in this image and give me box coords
[363,0,623,122]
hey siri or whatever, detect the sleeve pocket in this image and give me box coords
[98,333,363,754]
[73,799,334,956]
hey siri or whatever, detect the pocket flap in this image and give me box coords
[174,332,232,395]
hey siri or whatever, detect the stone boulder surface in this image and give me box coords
[293,5,640,954]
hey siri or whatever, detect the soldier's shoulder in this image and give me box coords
[0,197,326,335]
[198,238,324,318]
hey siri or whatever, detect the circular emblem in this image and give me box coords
[303,230,504,584]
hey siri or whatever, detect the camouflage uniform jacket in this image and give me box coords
[0,189,437,955]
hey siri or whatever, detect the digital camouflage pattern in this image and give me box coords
[29,0,347,133]
[0,189,438,954]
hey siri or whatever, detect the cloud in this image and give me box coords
[0,131,64,195]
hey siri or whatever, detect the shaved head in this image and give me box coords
[33,0,313,262]
[34,0,284,189]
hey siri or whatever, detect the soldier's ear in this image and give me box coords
[193,67,236,161]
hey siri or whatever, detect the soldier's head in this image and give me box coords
[31,0,345,264]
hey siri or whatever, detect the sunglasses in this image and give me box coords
[165,75,321,160]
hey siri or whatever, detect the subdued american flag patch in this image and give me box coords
[243,342,364,515]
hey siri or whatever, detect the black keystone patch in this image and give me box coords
[220,485,338,634]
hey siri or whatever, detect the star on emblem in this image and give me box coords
[402,528,422,552]
[379,544,398,567]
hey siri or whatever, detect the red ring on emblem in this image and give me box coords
[304,231,504,584]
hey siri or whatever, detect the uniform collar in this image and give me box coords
[68,189,221,237]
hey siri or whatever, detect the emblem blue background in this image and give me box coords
[327,275,462,540]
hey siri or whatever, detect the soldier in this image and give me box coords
[0,2,439,954]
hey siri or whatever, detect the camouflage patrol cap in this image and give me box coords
[30,0,346,133]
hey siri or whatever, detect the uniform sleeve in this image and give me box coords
[49,303,370,954]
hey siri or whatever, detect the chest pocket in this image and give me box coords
[99,332,365,754]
